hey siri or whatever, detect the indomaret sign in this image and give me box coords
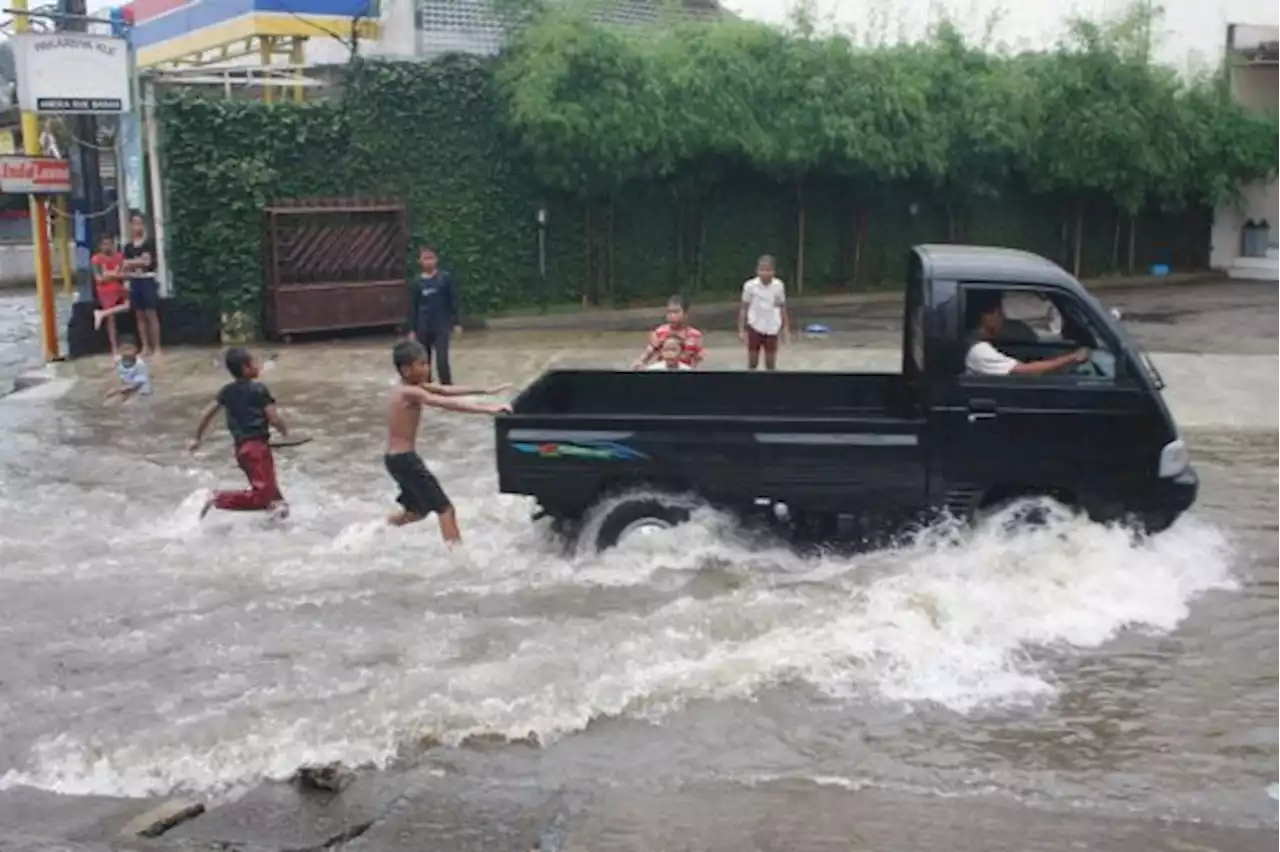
[0,156,72,194]
[13,34,131,114]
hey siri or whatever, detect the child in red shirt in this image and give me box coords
[632,295,704,369]
[91,234,130,357]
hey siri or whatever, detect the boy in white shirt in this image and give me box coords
[645,335,692,371]
[737,254,790,371]
[104,336,152,402]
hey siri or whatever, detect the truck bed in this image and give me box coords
[512,370,917,417]
[499,370,927,519]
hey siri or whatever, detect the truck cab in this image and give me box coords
[909,244,1194,530]
[497,244,1197,551]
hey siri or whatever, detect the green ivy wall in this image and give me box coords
[159,56,1211,329]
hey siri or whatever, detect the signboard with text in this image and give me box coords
[13,33,131,114]
[0,156,72,194]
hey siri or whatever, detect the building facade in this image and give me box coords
[127,0,723,70]
[1212,23,1278,280]
[303,0,723,64]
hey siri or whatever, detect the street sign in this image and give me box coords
[12,33,132,115]
[0,156,72,194]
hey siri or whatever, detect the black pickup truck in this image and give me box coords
[496,244,1198,552]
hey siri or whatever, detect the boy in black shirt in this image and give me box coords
[406,246,461,384]
[190,347,289,518]
[122,211,162,357]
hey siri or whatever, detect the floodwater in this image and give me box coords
[0,282,1275,846]
[0,291,70,389]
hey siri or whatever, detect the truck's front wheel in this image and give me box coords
[592,496,692,552]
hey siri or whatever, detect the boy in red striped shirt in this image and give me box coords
[632,295,704,370]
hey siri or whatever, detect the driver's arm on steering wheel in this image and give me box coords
[966,340,1090,376]
[1009,347,1091,376]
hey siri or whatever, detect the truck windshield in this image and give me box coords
[1109,312,1165,390]
[1054,293,1165,389]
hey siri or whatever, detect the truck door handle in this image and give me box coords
[967,398,998,423]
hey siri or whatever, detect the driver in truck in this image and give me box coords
[965,291,1091,377]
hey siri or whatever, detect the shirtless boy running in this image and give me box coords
[385,340,511,543]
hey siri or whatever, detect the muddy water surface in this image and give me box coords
[0,282,1275,847]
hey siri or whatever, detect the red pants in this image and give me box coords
[212,438,283,511]
[746,326,779,355]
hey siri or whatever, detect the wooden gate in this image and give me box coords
[264,197,408,337]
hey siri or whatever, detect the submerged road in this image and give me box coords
[0,277,1274,851]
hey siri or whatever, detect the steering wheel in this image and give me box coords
[1068,349,1114,378]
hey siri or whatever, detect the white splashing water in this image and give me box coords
[0,487,1236,799]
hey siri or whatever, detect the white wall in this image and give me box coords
[1228,62,1280,111]
[0,242,76,289]
[1210,59,1278,269]
[304,0,419,65]
[1210,181,1277,267]
[721,0,1278,72]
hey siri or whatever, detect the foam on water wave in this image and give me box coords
[0,483,1237,798]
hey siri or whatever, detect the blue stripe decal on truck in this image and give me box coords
[510,441,648,461]
[754,433,919,447]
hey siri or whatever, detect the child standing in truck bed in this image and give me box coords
[645,335,692,371]
[633,295,704,369]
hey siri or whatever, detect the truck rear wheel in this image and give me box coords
[975,492,1074,532]
[592,496,692,552]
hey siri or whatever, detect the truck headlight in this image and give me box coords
[1158,439,1190,478]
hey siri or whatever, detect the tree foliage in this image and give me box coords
[499,8,1277,233]
[159,5,1276,326]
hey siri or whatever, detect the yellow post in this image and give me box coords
[290,37,305,104]
[260,36,274,103]
[54,198,73,295]
[14,0,60,361]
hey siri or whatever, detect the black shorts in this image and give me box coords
[130,277,160,311]
[384,452,451,517]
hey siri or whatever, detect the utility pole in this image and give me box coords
[12,0,59,360]
[58,0,105,304]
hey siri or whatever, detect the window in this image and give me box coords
[905,254,926,374]
[910,301,925,372]
[961,285,1121,381]
[999,290,1060,340]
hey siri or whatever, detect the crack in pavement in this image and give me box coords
[282,818,374,852]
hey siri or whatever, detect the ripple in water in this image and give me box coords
[0,481,1236,798]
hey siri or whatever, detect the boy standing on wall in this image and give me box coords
[91,233,129,358]
[738,255,789,371]
[122,211,162,358]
